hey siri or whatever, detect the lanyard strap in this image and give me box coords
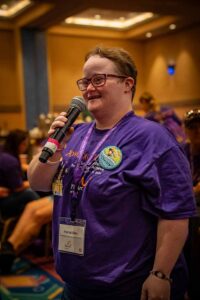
[70,111,133,220]
[71,123,116,221]
[73,121,118,183]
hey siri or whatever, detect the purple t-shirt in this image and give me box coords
[0,152,23,190]
[52,112,196,296]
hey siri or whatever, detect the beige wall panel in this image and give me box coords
[0,113,24,132]
[0,30,25,130]
[0,30,20,106]
[143,26,200,116]
[47,34,144,112]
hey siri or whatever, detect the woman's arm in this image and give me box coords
[27,150,61,192]
[141,218,189,300]
[153,218,188,274]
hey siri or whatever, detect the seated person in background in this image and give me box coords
[5,196,53,255]
[0,129,53,273]
[139,92,187,143]
[183,109,200,205]
[0,129,40,219]
[0,194,53,273]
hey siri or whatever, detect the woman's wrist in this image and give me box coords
[48,153,62,163]
[39,148,62,165]
[56,147,65,152]
[51,148,63,158]
[46,159,61,165]
[150,270,172,284]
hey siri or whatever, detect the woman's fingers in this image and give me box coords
[48,112,67,136]
[60,127,75,149]
[47,112,75,148]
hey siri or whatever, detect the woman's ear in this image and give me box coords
[125,77,134,92]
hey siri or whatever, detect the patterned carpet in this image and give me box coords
[0,256,64,300]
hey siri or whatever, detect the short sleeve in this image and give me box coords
[141,146,196,219]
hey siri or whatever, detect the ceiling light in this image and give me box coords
[94,14,101,20]
[169,24,176,30]
[0,0,32,17]
[146,32,152,38]
[1,4,8,10]
[65,12,155,30]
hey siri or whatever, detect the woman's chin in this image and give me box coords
[87,101,101,113]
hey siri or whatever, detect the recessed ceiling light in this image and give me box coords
[169,24,176,30]
[1,4,8,10]
[64,11,155,30]
[94,14,101,20]
[146,32,152,38]
[0,0,32,17]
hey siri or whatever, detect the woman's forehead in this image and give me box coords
[83,56,116,75]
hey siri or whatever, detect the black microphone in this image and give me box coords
[39,96,86,163]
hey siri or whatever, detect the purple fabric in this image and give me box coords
[0,152,23,190]
[0,152,40,218]
[145,106,187,143]
[52,112,196,296]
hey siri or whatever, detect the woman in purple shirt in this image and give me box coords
[28,47,196,300]
[139,92,186,143]
[0,130,39,273]
[0,129,39,218]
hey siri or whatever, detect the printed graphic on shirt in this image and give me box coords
[99,146,122,170]
[69,158,103,197]
[54,149,104,198]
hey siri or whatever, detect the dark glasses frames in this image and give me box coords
[76,73,127,91]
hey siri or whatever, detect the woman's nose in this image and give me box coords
[86,81,96,91]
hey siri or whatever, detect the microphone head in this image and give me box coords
[71,96,86,112]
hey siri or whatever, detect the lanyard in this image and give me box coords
[70,111,133,220]
[73,122,117,184]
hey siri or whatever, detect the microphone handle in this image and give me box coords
[39,107,81,163]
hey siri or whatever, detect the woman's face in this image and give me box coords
[82,55,130,118]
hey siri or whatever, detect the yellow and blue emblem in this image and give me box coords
[99,146,122,170]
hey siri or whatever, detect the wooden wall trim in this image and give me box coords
[134,98,200,109]
[0,105,21,113]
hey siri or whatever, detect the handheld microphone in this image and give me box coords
[39,96,86,163]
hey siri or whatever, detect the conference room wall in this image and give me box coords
[0,29,25,131]
[46,34,144,113]
[47,27,200,119]
[142,25,200,118]
[0,25,200,130]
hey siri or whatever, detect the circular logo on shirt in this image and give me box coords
[98,146,122,170]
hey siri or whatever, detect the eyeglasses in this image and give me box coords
[76,73,128,91]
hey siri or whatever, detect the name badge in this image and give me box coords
[52,179,63,196]
[58,218,86,256]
